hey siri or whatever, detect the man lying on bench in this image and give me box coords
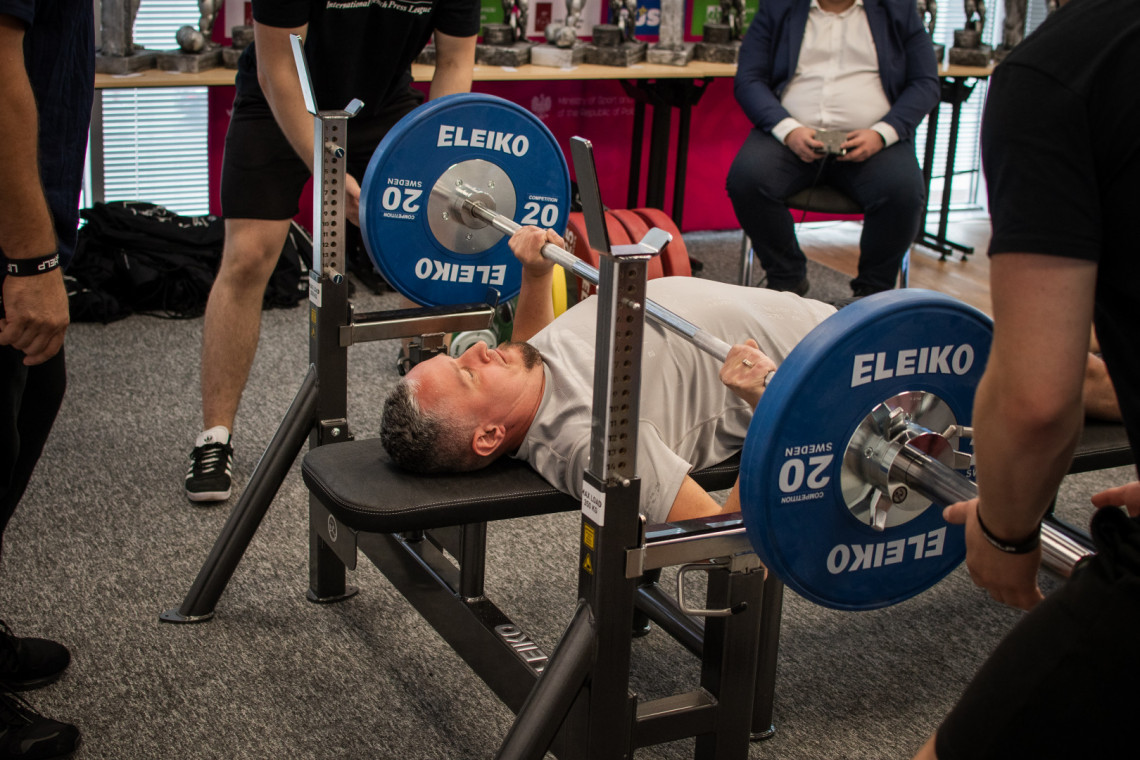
[380,226,1122,526]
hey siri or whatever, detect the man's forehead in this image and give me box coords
[406,355,457,394]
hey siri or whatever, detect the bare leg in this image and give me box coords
[200,217,293,433]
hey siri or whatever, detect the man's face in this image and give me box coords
[405,340,544,426]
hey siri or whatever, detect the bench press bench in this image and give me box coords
[301,419,1132,572]
[301,441,785,756]
[1064,419,1135,475]
[298,418,1133,756]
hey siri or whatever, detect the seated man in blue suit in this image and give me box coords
[726,0,939,297]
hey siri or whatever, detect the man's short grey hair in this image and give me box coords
[380,380,481,474]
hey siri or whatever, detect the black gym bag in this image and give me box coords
[68,201,310,322]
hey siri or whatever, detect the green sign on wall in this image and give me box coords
[481,0,503,26]
[690,0,759,37]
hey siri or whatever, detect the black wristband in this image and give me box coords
[975,507,1041,554]
[4,252,60,277]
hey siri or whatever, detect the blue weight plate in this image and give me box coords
[360,93,571,306]
[740,290,993,611]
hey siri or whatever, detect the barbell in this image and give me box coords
[358,93,1086,610]
[359,94,732,362]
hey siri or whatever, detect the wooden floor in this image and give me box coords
[799,212,994,316]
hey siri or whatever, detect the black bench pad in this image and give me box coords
[303,422,1133,536]
[1069,420,1135,474]
[302,440,740,534]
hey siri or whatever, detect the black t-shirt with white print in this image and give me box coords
[239,0,481,118]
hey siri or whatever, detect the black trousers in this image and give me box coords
[0,344,67,557]
[935,505,1140,759]
[725,129,926,293]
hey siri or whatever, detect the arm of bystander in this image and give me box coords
[0,14,69,366]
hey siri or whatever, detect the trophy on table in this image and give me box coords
[157,0,224,73]
[917,0,944,64]
[647,0,695,66]
[694,0,746,63]
[478,0,536,66]
[96,0,158,74]
[994,0,1064,63]
[584,0,648,66]
[948,0,992,66]
[222,25,255,69]
[531,0,588,67]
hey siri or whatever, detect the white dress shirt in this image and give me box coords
[772,0,900,147]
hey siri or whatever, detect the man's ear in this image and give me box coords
[472,424,507,457]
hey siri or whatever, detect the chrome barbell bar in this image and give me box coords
[437,182,734,363]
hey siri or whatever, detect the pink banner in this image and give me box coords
[208,77,760,232]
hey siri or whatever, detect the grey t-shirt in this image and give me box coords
[513,277,837,524]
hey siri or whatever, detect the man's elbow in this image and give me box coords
[435,39,476,71]
[903,75,941,116]
[256,66,284,102]
[919,79,940,113]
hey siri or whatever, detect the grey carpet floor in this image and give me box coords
[1,229,1131,759]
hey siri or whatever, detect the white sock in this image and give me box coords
[195,425,231,448]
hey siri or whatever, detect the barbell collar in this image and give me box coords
[895,441,978,506]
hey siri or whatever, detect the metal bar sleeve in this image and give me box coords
[896,444,1093,576]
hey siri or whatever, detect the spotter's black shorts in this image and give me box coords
[220,86,425,221]
[935,505,1140,759]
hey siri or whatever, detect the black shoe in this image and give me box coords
[185,426,234,503]
[0,688,80,759]
[0,624,69,692]
[851,283,888,298]
[766,276,810,297]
